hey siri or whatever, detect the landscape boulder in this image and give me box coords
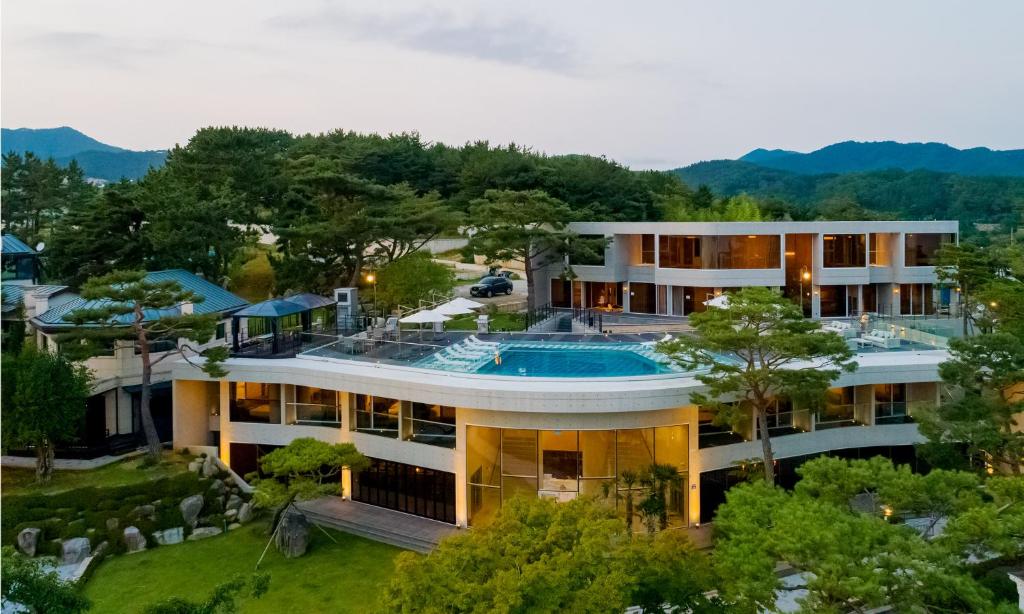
[180,494,205,528]
[238,502,254,524]
[209,479,226,495]
[226,494,243,511]
[201,457,218,478]
[62,537,91,565]
[123,526,146,553]
[275,511,310,558]
[17,528,41,557]
[130,504,156,520]
[153,527,184,546]
[188,459,203,473]
[187,527,222,541]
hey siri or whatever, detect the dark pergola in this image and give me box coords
[231,293,337,357]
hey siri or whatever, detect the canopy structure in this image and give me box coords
[232,294,338,357]
[703,295,731,309]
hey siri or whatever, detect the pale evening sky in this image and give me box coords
[2,0,1022,169]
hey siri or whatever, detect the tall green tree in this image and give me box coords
[378,496,721,613]
[936,242,1006,336]
[374,251,456,314]
[467,189,605,311]
[658,287,856,482]
[1,547,91,613]
[713,457,1023,613]
[64,271,228,461]
[1,345,91,482]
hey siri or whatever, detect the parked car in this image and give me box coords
[470,276,514,297]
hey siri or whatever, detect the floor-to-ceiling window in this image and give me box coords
[230,382,280,423]
[291,386,340,426]
[404,403,456,448]
[466,425,689,528]
[628,283,657,314]
[823,234,866,268]
[905,233,955,267]
[818,387,858,429]
[875,384,909,424]
[350,394,400,438]
[353,458,456,524]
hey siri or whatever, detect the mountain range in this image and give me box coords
[1,126,167,181]
[735,141,1024,177]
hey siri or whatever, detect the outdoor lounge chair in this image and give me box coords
[821,320,857,338]
[860,328,901,349]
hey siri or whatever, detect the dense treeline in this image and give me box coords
[675,160,1024,232]
[2,127,701,291]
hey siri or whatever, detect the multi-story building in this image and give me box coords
[536,220,959,319]
[25,269,248,456]
[171,220,959,529]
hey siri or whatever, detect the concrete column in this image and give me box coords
[811,286,822,319]
[454,410,468,528]
[218,380,231,467]
[684,405,701,527]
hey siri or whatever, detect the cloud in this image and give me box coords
[19,31,169,69]
[270,6,579,75]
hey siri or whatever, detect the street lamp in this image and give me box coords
[365,272,377,317]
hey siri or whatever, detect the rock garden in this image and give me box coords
[4,452,255,581]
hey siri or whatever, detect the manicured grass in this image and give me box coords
[1,453,191,497]
[83,523,403,613]
[446,312,526,331]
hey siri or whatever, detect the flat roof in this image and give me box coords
[569,220,959,235]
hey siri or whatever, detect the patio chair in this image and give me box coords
[822,321,856,338]
[383,316,399,340]
[861,329,901,349]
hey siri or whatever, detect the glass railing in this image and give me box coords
[405,417,456,448]
[815,404,866,430]
[289,402,341,427]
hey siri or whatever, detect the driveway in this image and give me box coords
[455,278,528,308]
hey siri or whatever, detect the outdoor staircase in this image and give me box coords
[297,498,458,554]
[555,314,573,332]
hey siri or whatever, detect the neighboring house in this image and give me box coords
[1,233,40,286]
[536,220,959,319]
[26,269,249,457]
[1,234,77,336]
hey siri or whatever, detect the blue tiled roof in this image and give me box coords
[32,269,249,328]
[2,234,36,255]
[1,285,25,313]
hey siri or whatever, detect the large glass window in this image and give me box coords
[640,234,655,264]
[905,233,954,267]
[572,235,606,266]
[539,430,579,497]
[466,426,689,528]
[353,458,455,524]
[818,387,857,429]
[404,403,455,448]
[899,283,935,315]
[659,235,779,269]
[823,234,866,268]
[292,386,340,426]
[350,394,399,438]
[869,234,891,266]
[875,384,909,424]
[230,382,280,423]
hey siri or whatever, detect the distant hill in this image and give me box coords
[1,126,166,181]
[673,159,1024,231]
[737,141,1024,177]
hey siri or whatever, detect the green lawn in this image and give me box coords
[446,312,526,331]
[83,523,403,613]
[1,453,191,497]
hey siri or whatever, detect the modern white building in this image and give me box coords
[535,220,959,320]
[170,220,959,529]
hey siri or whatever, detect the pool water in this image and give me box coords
[415,341,680,377]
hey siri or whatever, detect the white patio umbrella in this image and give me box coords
[435,302,475,316]
[399,309,451,339]
[445,297,485,311]
[703,295,731,309]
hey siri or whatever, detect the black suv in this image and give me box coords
[470,276,514,298]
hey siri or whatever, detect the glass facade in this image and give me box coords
[875,384,909,424]
[659,235,780,269]
[900,283,935,315]
[230,382,280,423]
[404,403,456,448]
[639,234,655,264]
[291,386,340,425]
[818,387,857,429]
[823,234,866,268]
[351,394,400,438]
[905,233,954,267]
[353,458,456,524]
[466,425,689,527]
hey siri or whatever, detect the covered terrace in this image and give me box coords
[231,293,338,358]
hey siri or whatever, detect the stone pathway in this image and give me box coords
[0,451,143,471]
[296,497,459,553]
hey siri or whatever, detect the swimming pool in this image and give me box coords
[414,340,682,377]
